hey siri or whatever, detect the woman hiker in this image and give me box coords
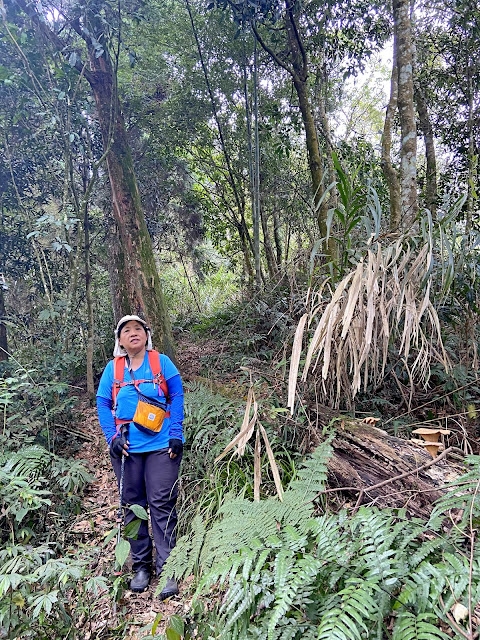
[96,315,184,599]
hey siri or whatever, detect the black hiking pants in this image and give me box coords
[111,448,182,576]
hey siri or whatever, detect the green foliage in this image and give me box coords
[0,372,103,638]
[168,443,480,640]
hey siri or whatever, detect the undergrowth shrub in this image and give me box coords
[0,372,96,639]
[161,439,480,640]
[179,382,301,535]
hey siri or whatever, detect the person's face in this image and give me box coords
[119,321,147,353]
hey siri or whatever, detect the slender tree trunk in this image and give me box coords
[253,36,262,288]
[466,74,477,234]
[382,30,402,230]
[272,199,283,267]
[0,284,8,361]
[237,220,255,282]
[260,207,277,278]
[84,203,95,405]
[253,12,330,245]
[314,64,338,212]
[393,0,418,220]
[414,82,437,218]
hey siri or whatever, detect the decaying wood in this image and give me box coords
[325,419,465,519]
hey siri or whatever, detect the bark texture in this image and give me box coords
[381,31,402,230]
[0,285,8,361]
[15,0,175,360]
[415,81,437,218]
[327,420,464,519]
[393,0,418,220]
[87,62,175,360]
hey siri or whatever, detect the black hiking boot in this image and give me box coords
[158,577,179,600]
[130,569,151,593]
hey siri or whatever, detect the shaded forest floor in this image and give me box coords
[70,332,215,639]
[69,324,480,638]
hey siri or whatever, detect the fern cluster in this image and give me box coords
[0,373,95,638]
[163,444,480,640]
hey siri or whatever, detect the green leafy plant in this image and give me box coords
[163,442,480,640]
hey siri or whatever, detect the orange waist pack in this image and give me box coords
[132,393,168,435]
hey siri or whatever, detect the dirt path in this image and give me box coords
[70,333,228,637]
[73,399,186,639]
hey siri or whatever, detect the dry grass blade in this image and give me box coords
[254,428,261,502]
[237,390,258,456]
[288,313,308,415]
[302,271,354,377]
[341,260,364,340]
[214,404,258,463]
[260,423,284,501]
[290,238,451,408]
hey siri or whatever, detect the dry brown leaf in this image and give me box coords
[260,424,284,501]
[253,428,261,502]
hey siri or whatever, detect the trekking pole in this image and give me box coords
[116,457,125,545]
[116,425,127,550]
[113,426,126,617]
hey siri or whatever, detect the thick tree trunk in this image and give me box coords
[284,9,327,240]
[393,0,418,220]
[14,0,175,359]
[0,284,8,361]
[293,76,327,237]
[415,83,437,218]
[382,32,402,230]
[88,66,175,360]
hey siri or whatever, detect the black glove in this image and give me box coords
[168,438,183,456]
[110,434,128,458]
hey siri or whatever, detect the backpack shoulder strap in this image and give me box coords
[148,350,170,401]
[112,356,126,408]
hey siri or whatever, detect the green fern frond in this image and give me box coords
[160,513,206,585]
[429,456,480,530]
[287,436,333,501]
[268,554,322,640]
[392,612,449,639]
[3,445,52,479]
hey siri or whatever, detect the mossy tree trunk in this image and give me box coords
[393,0,418,221]
[0,284,8,362]
[88,63,175,358]
[15,0,175,360]
[415,81,437,219]
[382,28,402,231]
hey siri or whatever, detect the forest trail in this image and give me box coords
[73,399,186,639]
[70,333,212,638]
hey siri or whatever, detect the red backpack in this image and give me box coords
[112,350,170,434]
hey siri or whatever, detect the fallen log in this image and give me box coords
[324,419,466,519]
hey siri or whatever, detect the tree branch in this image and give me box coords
[251,21,294,78]
[14,0,95,83]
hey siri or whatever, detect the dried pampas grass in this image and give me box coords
[288,240,450,411]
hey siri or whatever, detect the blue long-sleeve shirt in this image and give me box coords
[96,352,184,452]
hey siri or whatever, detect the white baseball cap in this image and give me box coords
[113,315,153,357]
